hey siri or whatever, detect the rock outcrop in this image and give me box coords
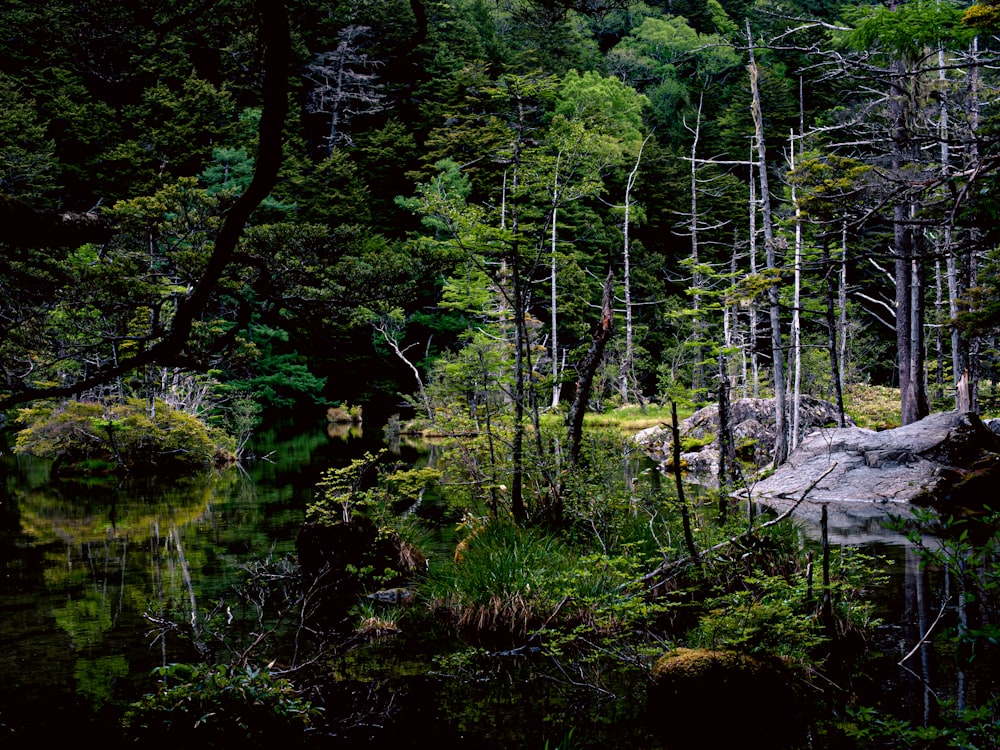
[749,410,1000,521]
[635,396,852,478]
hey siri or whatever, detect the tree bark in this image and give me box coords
[790,128,803,449]
[747,23,788,465]
[889,40,928,425]
[567,269,615,466]
[671,400,701,565]
[825,240,847,427]
[689,97,704,395]
[619,134,650,405]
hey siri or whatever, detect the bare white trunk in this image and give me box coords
[839,223,848,390]
[748,22,787,465]
[790,129,802,449]
[749,143,760,399]
[689,98,703,395]
[619,134,650,404]
[551,202,561,409]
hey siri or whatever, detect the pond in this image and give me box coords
[0,417,980,748]
[0,419,384,743]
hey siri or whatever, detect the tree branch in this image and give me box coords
[0,0,290,408]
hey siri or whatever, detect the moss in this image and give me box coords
[651,647,794,691]
[15,398,233,475]
[648,648,805,749]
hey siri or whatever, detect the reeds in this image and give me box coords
[425,521,575,643]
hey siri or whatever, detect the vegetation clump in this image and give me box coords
[648,648,804,749]
[14,398,235,475]
[425,520,576,646]
[326,403,363,423]
[123,662,320,747]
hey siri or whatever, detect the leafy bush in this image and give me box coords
[123,662,320,746]
[692,574,829,662]
[689,533,885,664]
[14,398,234,474]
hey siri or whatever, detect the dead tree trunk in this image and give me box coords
[567,269,615,466]
[748,23,788,465]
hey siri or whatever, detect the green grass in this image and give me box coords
[582,403,680,431]
[844,384,902,429]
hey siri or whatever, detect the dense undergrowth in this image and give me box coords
[124,418,909,747]
[120,384,1000,747]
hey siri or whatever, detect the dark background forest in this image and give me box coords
[5,3,1000,747]
[3,0,1000,443]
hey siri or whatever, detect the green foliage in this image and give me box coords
[844,0,974,60]
[608,13,740,137]
[105,74,238,194]
[200,139,295,221]
[307,450,439,582]
[354,599,402,636]
[123,662,320,745]
[14,398,234,473]
[846,697,1000,749]
[0,72,58,203]
[695,573,828,662]
[686,531,886,668]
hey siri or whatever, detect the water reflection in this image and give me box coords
[1,423,990,746]
[0,426,334,741]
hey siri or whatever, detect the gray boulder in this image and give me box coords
[634,396,852,478]
[750,410,1000,516]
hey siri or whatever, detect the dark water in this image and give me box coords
[0,419,388,744]
[0,420,655,748]
[0,419,982,748]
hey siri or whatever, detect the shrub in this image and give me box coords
[123,662,320,746]
[14,398,234,474]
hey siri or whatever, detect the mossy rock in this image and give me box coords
[647,648,805,749]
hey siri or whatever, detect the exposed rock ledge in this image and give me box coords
[749,410,1000,518]
[634,395,852,478]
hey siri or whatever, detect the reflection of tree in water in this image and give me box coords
[14,473,218,545]
[893,530,999,731]
[9,470,229,711]
[327,421,363,441]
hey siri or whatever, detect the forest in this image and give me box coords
[3,0,1000,429]
[2,0,1000,747]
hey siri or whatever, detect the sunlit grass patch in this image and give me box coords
[845,383,901,429]
[582,403,679,431]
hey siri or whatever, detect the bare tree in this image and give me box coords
[305,25,385,154]
[748,21,788,466]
